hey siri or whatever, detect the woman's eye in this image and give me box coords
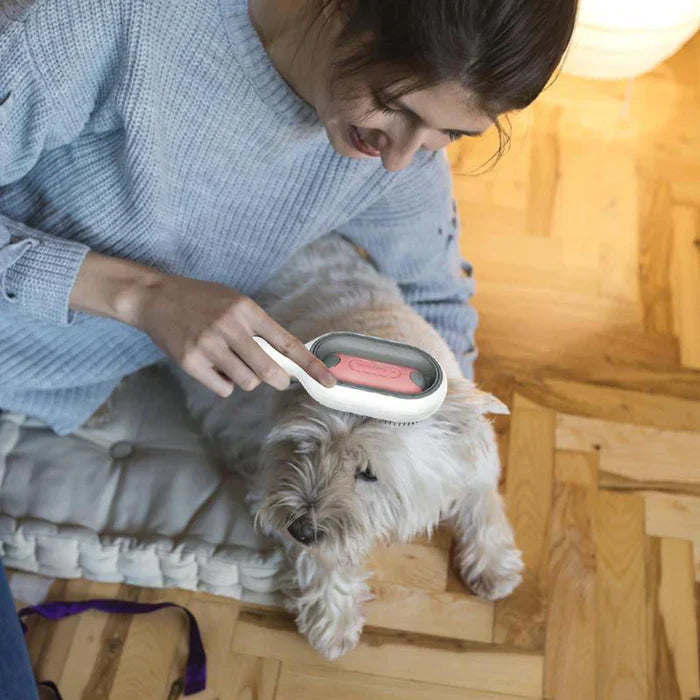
[446,130,483,142]
[371,92,400,116]
[356,468,378,482]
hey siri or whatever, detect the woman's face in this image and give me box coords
[314,78,494,172]
[250,1,493,171]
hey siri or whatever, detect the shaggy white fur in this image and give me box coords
[176,233,523,659]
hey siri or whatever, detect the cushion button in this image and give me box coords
[110,441,133,459]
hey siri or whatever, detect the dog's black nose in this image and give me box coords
[288,518,321,546]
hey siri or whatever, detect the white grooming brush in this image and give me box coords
[252,332,449,424]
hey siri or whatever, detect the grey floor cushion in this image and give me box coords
[0,365,284,606]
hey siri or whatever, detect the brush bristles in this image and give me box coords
[377,419,420,427]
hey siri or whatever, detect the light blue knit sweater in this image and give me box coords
[0,0,478,436]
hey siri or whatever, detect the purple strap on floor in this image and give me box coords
[18,599,207,696]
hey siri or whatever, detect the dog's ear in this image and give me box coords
[474,390,510,416]
[443,377,510,416]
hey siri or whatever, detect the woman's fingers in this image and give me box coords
[228,332,291,391]
[180,351,235,398]
[203,340,262,392]
[248,312,337,388]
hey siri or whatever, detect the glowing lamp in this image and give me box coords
[562,0,699,79]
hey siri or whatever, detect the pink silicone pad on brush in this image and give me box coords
[324,353,426,394]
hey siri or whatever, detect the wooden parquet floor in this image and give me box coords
[11,34,700,700]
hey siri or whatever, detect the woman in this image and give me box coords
[0,0,576,436]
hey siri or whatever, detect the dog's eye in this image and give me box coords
[356,467,377,482]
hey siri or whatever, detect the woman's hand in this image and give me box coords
[69,251,337,396]
[133,274,337,395]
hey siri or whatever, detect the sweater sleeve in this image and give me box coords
[336,151,478,378]
[0,10,94,325]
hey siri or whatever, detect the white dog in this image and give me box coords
[177,233,523,659]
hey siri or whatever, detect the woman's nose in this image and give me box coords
[381,128,426,172]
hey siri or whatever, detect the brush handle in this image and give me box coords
[251,335,313,384]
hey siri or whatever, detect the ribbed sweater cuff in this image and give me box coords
[0,217,90,326]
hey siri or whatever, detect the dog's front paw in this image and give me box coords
[293,596,365,659]
[283,552,370,659]
[457,546,523,601]
[308,605,365,660]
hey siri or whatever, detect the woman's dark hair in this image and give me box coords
[312,0,578,160]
